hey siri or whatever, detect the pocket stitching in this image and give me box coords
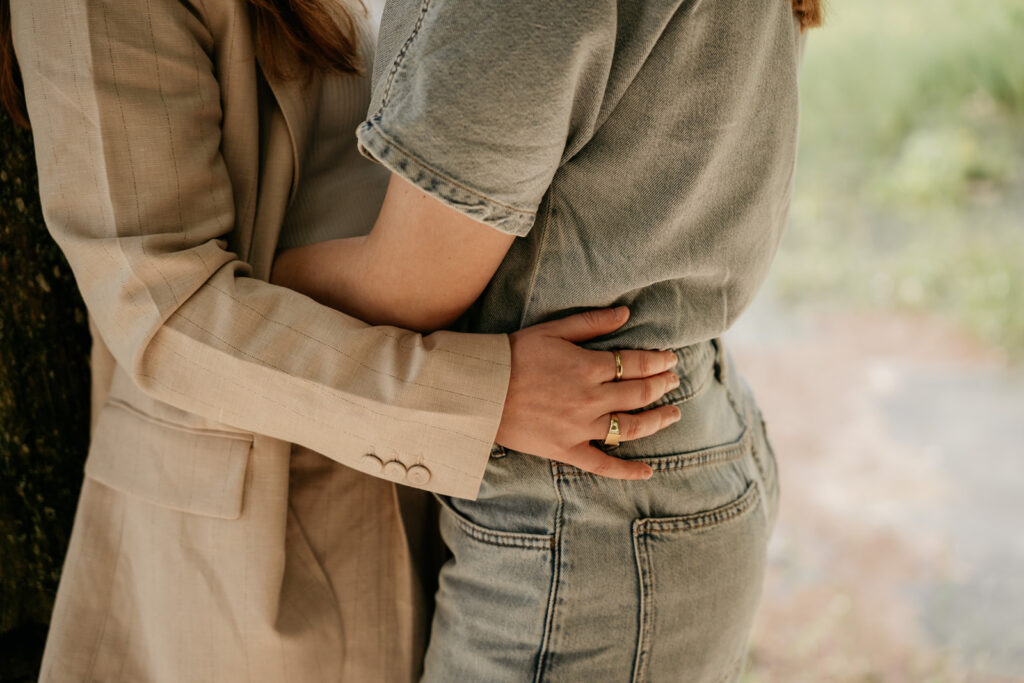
[435,494,554,550]
[556,427,751,478]
[634,480,761,535]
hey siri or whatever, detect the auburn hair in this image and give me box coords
[0,0,364,129]
[249,0,363,81]
[0,0,822,129]
[792,0,824,31]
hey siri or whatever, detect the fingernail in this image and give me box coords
[669,374,680,389]
[642,467,654,480]
[671,407,682,422]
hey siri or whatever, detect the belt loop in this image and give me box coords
[712,337,748,430]
[711,338,726,384]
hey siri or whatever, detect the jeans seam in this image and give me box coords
[752,412,781,529]
[717,650,748,683]
[631,521,654,683]
[749,434,769,500]
[533,461,565,683]
[714,339,749,432]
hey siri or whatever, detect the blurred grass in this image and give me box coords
[778,0,1024,357]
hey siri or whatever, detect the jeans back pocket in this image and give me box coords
[631,481,767,683]
[424,495,555,682]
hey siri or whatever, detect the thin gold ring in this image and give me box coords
[604,413,621,447]
[614,351,623,381]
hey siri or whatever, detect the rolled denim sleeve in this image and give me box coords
[357,0,615,236]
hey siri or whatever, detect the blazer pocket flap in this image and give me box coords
[85,400,253,520]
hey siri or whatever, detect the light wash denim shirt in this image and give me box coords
[357,0,806,350]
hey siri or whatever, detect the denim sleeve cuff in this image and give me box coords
[356,115,537,238]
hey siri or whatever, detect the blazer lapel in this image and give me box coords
[257,58,322,206]
[248,57,324,280]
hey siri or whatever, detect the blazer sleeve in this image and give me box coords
[11,0,510,500]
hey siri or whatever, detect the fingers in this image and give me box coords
[602,349,678,382]
[533,306,630,343]
[596,371,680,412]
[559,444,653,480]
[592,405,681,443]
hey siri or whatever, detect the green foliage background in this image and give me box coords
[778,0,1024,356]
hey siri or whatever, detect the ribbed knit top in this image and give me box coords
[276,6,390,250]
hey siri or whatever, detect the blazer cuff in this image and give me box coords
[341,330,510,501]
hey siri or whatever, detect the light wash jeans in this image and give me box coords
[422,339,780,682]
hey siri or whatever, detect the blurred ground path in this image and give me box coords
[727,291,1024,682]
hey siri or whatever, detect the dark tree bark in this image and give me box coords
[0,109,91,680]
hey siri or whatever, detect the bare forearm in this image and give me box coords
[271,236,385,325]
[271,176,514,332]
[270,236,469,332]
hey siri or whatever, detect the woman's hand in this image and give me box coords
[496,307,680,480]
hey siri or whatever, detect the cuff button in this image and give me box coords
[406,465,431,486]
[382,460,408,481]
[360,454,384,474]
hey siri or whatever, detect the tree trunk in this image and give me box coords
[0,108,91,680]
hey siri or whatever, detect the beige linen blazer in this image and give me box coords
[12,0,511,681]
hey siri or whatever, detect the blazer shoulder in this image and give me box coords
[182,0,252,50]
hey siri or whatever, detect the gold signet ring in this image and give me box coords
[604,413,621,447]
[614,351,623,381]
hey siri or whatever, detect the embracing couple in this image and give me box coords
[5,0,819,680]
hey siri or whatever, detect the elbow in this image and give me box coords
[394,306,466,334]
[323,273,476,333]
[374,289,472,333]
